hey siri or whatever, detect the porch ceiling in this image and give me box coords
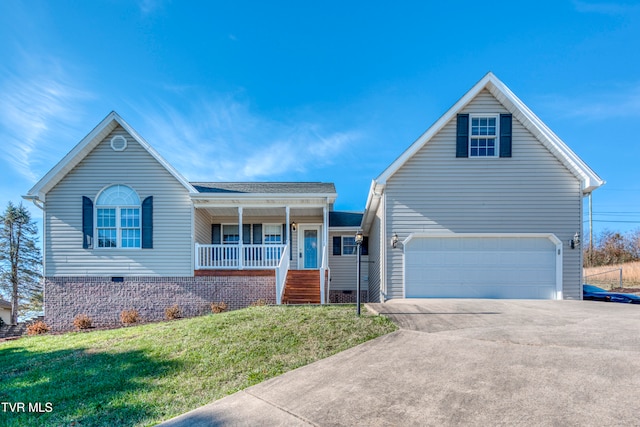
[198,206,324,217]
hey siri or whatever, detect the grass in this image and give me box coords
[584,261,640,290]
[0,305,396,426]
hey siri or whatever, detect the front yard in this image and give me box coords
[0,305,396,426]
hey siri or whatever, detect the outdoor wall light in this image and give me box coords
[291,222,297,231]
[570,232,580,250]
[391,233,399,249]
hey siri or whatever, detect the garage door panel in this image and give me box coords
[405,235,557,300]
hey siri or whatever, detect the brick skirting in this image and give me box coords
[329,290,368,304]
[45,275,276,331]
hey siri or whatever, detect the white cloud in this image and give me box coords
[135,95,361,182]
[0,56,91,182]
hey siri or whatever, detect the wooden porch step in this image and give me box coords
[282,270,321,304]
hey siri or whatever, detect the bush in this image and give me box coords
[73,314,92,330]
[164,304,182,320]
[210,301,228,313]
[27,320,49,335]
[251,299,267,307]
[120,309,140,325]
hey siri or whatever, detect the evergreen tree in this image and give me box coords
[0,202,42,325]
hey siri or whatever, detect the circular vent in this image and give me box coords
[110,135,127,151]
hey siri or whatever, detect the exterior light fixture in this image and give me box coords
[291,222,297,231]
[570,232,580,250]
[391,233,399,248]
[355,230,364,317]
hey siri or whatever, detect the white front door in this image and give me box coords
[298,225,322,269]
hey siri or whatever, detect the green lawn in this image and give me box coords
[0,305,396,426]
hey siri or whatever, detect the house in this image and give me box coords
[23,72,602,331]
[0,299,11,325]
[361,72,603,302]
[23,112,368,330]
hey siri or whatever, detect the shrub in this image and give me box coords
[164,304,182,320]
[120,309,140,325]
[26,320,49,335]
[251,298,267,307]
[73,314,92,330]
[210,301,228,313]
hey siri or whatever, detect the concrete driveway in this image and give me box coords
[160,300,640,426]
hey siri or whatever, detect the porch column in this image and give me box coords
[322,204,328,304]
[238,206,243,269]
[285,205,290,254]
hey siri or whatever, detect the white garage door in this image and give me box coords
[404,234,560,299]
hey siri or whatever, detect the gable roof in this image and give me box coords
[24,111,196,202]
[362,72,604,230]
[192,182,336,195]
[0,299,11,309]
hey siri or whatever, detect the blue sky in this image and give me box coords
[1,1,640,239]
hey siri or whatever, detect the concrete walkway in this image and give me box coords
[159,300,640,426]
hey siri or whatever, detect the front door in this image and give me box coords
[298,225,322,269]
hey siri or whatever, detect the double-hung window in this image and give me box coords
[222,225,240,244]
[470,115,498,157]
[263,224,283,260]
[341,236,357,255]
[96,185,141,248]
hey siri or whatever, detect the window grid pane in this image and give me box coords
[97,209,116,227]
[98,229,117,248]
[120,208,140,228]
[121,229,141,248]
[342,236,357,255]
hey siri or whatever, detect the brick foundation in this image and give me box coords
[45,275,276,331]
[329,290,368,304]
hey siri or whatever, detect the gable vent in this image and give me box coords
[110,135,127,151]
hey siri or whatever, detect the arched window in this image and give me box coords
[96,185,141,248]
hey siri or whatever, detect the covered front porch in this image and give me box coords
[191,188,335,304]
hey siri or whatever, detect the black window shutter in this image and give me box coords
[500,114,512,158]
[282,223,287,243]
[211,224,221,244]
[361,236,369,256]
[456,114,469,158]
[141,196,153,248]
[333,236,342,256]
[82,196,93,249]
[242,224,251,244]
[253,224,262,244]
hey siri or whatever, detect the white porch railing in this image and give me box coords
[195,244,287,269]
[320,244,327,304]
[275,245,289,305]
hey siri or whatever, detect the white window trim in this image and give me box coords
[341,235,357,256]
[469,114,500,158]
[94,185,141,250]
[263,223,283,245]
[95,205,142,250]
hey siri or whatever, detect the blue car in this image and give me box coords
[583,284,640,304]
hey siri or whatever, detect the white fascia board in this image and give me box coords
[112,112,196,194]
[361,180,384,232]
[191,193,337,203]
[486,79,605,194]
[25,112,119,201]
[24,111,196,201]
[375,73,495,185]
[374,72,604,194]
